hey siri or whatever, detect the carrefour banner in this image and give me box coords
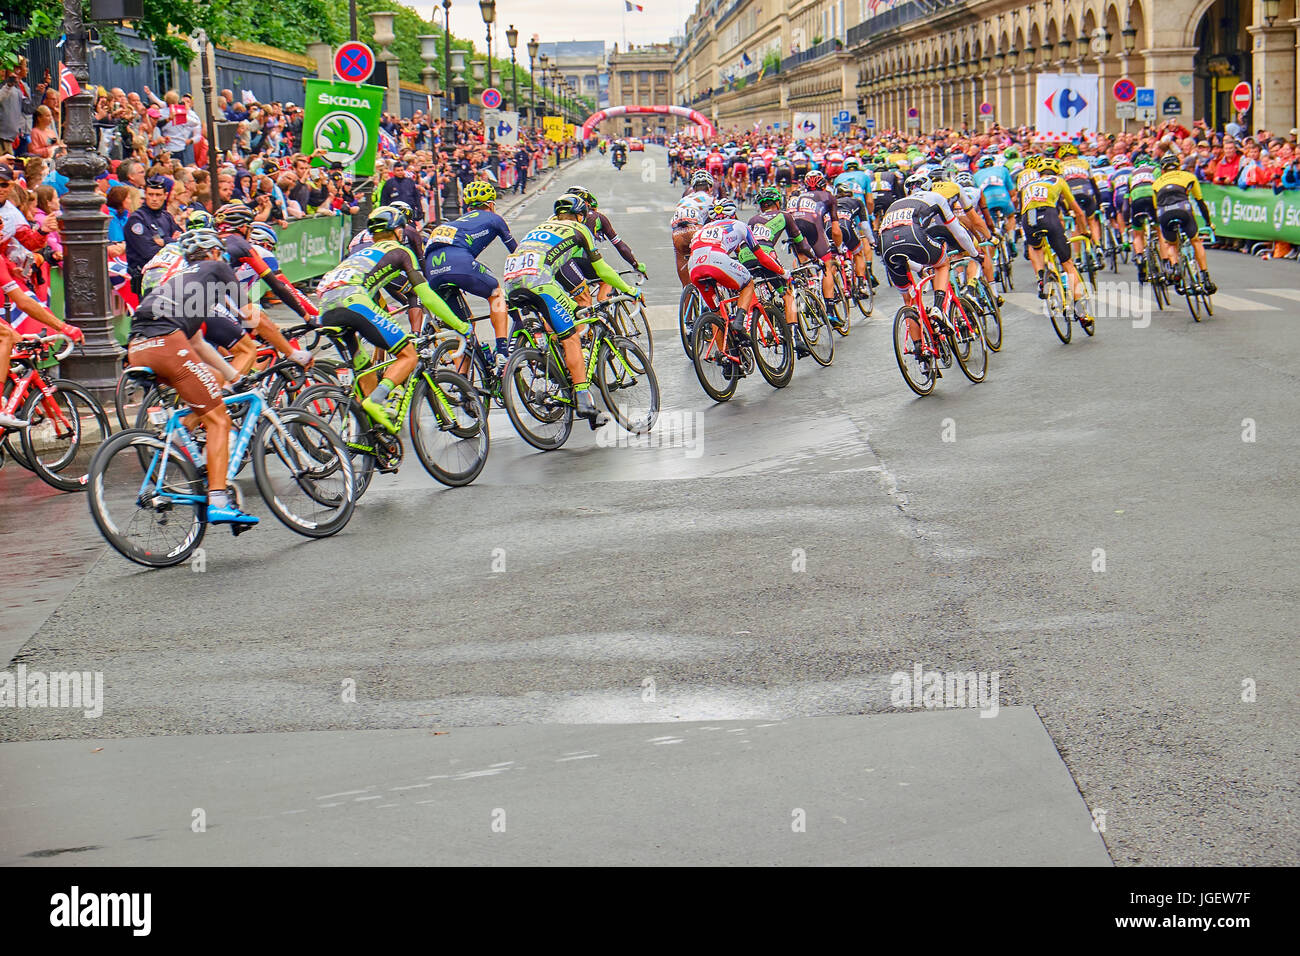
[1199,183,1300,242]
[1035,73,1098,139]
[303,79,385,177]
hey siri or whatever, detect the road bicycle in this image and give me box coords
[1035,233,1097,344]
[1099,205,1124,273]
[951,247,1003,353]
[678,283,705,359]
[1167,224,1216,322]
[691,274,795,402]
[892,262,988,396]
[1136,217,1171,311]
[0,333,110,492]
[291,326,489,498]
[501,289,658,451]
[86,360,355,568]
[990,221,1015,292]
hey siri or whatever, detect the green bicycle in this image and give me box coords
[293,326,489,497]
[502,290,659,451]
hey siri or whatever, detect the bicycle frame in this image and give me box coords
[3,348,76,435]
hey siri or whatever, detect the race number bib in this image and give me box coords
[880,207,915,230]
[696,223,729,243]
[751,223,773,243]
[503,251,542,280]
[427,224,458,245]
[1025,182,1053,204]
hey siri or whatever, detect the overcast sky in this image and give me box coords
[409,1,685,53]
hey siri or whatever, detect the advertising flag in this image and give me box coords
[1035,73,1099,140]
[303,79,385,176]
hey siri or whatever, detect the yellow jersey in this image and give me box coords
[1021,175,1075,212]
[1153,169,1203,206]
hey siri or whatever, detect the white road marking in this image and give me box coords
[625,205,650,213]
[317,788,372,800]
[1209,293,1278,312]
[1258,288,1300,303]
[556,753,599,762]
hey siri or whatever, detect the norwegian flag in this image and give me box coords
[58,62,81,102]
[378,128,399,154]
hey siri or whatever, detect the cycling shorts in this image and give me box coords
[317,287,411,354]
[838,221,862,253]
[201,307,247,351]
[1066,179,1098,219]
[983,192,1015,216]
[688,248,752,308]
[1156,201,1197,243]
[793,217,833,261]
[1024,206,1071,263]
[503,275,580,337]
[879,222,946,289]
[126,330,224,418]
[774,167,793,185]
[1130,195,1155,226]
[424,247,500,300]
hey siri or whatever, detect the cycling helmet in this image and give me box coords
[690,170,715,190]
[179,228,224,262]
[1058,143,1080,158]
[834,182,856,197]
[367,205,408,236]
[564,185,599,209]
[843,156,861,170]
[955,171,975,188]
[1004,147,1020,161]
[1136,155,1159,168]
[755,187,783,208]
[804,170,828,190]
[249,223,278,250]
[186,210,215,231]
[553,194,590,218]
[905,173,933,194]
[1114,153,1131,166]
[1024,155,1042,171]
[711,198,738,220]
[1159,153,1181,170]
[462,180,497,206]
[1040,157,1062,175]
[389,200,415,219]
[976,154,995,169]
[214,202,254,232]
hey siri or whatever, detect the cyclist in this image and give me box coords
[501,194,640,428]
[745,187,814,348]
[1060,145,1102,270]
[787,171,842,316]
[349,199,423,257]
[215,202,318,323]
[932,169,995,290]
[705,145,726,190]
[1153,153,1216,294]
[315,206,469,433]
[834,181,877,291]
[140,210,215,295]
[877,172,980,346]
[728,150,751,203]
[1021,156,1092,328]
[688,198,790,349]
[1127,157,1159,284]
[0,237,82,429]
[124,230,256,526]
[1107,153,1133,244]
[422,179,517,367]
[562,185,649,302]
[772,148,795,198]
[974,153,1017,253]
[672,172,715,286]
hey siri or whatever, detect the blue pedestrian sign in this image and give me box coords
[1136,86,1156,108]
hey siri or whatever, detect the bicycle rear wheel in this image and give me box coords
[596,335,658,434]
[852,270,874,318]
[20,380,112,492]
[829,268,851,335]
[409,369,490,486]
[611,299,654,362]
[952,299,988,383]
[892,306,936,396]
[293,383,376,499]
[1182,258,1201,322]
[86,428,206,568]
[252,408,355,537]
[502,345,574,450]
[795,287,834,367]
[691,312,740,402]
[751,308,794,389]
[977,279,1003,352]
[1046,276,1072,344]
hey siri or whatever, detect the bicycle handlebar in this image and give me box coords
[19,332,76,362]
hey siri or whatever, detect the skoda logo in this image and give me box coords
[1273,201,1285,231]
[313,111,368,167]
[1220,196,1232,223]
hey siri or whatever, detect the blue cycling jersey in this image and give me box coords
[974,166,1015,210]
[424,208,518,259]
[833,170,871,198]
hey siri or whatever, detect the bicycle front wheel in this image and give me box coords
[1045,275,1072,344]
[678,284,703,359]
[892,306,936,397]
[409,369,490,486]
[86,428,206,568]
[252,408,355,537]
[293,383,376,500]
[596,335,659,434]
[796,287,834,367]
[691,312,740,402]
[21,379,112,492]
[952,299,988,383]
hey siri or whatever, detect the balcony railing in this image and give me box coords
[847,0,969,48]
[780,37,843,73]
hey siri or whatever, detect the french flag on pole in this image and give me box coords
[58,62,81,102]
[624,1,644,10]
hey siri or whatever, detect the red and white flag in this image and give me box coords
[58,62,81,102]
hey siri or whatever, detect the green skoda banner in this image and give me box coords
[1199,183,1300,243]
[302,79,385,177]
[249,215,349,305]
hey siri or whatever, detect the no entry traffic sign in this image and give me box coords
[334,41,375,84]
[1231,81,1252,113]
[481,87,503,109]
[1113,78,1135,102]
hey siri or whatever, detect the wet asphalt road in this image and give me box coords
[1,147,1296,865]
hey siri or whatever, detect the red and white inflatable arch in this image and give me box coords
[581,105,716,139]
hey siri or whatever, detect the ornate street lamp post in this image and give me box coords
[527,36,540,131]
[506,24,519,114]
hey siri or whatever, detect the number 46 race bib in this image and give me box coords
[503,250,543,281]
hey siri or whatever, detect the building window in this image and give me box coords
[655,71,668,84]
[621,71,633,83]
[638,71,650,84]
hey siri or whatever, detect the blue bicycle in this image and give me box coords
[86,360,355,568]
